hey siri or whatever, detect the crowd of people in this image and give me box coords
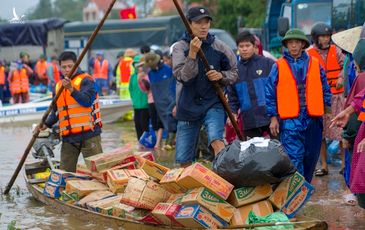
[7,6,365,210]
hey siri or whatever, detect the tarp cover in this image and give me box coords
[0,18,66,46]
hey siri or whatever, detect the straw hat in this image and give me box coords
[144,52,161,68]
[124,48,137,58]
[331,26,362,53]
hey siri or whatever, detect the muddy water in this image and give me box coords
[1,121,365,229]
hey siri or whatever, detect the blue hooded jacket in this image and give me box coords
[265,50,332,131]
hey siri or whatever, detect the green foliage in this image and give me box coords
[186,0,266,36]
[28,0,54,19]
[7,220,20,230]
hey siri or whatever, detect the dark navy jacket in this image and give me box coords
[227,54,274,130]
[45,70,101,143]
[172,32,238,121]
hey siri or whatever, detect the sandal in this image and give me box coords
[343,194,357,206]
[315,168,328,176]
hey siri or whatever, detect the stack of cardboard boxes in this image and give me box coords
[40,146,315,229]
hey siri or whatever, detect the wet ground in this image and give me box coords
[1,121,365,229]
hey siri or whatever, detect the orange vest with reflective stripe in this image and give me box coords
[118,57,133,84]
[35,60,48,80]
[0,66,5,85]
[276,57,324,119]
[10,68,29,94]
[307,45,343,94]
[93,59,109,79]
[55,73,102,137]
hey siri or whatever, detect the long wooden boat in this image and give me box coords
[0,95,131,125]
[24,160,328,230]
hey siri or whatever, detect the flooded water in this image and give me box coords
[1,121,365,229]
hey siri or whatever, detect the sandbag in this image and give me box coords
[213,139,295,187]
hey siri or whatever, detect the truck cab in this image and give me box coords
[264,0,365,50]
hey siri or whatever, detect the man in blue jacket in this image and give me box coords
[172,7,238,167]
[265,29,332,182]
[227,31,274,139]
[37,51,103,172]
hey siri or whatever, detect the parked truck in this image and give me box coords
[263,0,365,50]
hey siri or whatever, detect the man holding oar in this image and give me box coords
[36,51,103,172]
[172,6,238,167]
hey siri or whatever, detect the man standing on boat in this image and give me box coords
[90,51,113,96]
[8,60,32,103]
[265,28,332,182]
[172,7,238,167]
[37,51,103,172]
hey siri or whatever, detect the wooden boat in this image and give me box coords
[24,160,328,230]
[0,95,131,125]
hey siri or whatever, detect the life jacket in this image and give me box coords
[307,45,343,94]
[118,57,134,85]
[35,60,48,80]
[55,73,102,137]
[48,62,60,83]
[10,68,29,94]
[276,57,324,119]
[0,66,5,85]
[93,59,109,80]
[358,96,365,122]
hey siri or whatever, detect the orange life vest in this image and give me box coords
[55,73,102,137]
[93,59,109,79]
[276,57,324,119]
[48,62,60,83]
[10,68,29,94]
[35,60,48,80]
[118,57,133,84]
[358,98,365,122]
[307,45,343,94]
[0,66,5,85]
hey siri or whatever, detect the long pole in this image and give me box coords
[3,0,117,195]
[172,0,244,141]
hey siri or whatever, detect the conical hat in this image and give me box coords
[331,26,362,53]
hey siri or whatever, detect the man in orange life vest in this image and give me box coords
[307,22,346,177]
[37,51,103,172]
[0,60,6,103]
[47,55,61,95]
[34,54,49,86]
[9,60,32,104]
[90,51,112,96]
[265,28,332,183]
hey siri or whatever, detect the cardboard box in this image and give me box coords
[60,191,80,204]
[92,162,136,183]
[269,172,305,209]
[151,203,183,227]
[160,168,188,194]
[112,204,161,224]
[107,170,129,193]
[121,177,170,210]
[137,157,169,181]
[281,181,314,218]
[86,195,122,213]
[84,144,133,172]
[76,163,92,176]
[107,169,149,194]
[166,193,184,204]
[77,190,115,207]
[177,163,234,200]
[43,182,64,198]
[230,200,273,226]
[228,184,273,207]
[181,187,235,222]
[134,151,155,162]
[65,180,108,198]
[112,203,136,219]
[175,204,228,229]
[48,169,91,186]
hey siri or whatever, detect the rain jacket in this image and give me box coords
[227,54,274,130]
[265,50,332,131]
[172,32,238,121]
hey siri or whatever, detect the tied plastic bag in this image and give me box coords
[139,123,156,149]
[213,139,295,187]
[247,211,293,229]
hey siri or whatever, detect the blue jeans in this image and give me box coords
[95,78,108,96]
[175,107,225,164]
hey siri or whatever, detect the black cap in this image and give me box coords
[187,7,212,22]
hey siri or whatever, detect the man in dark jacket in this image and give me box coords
[172,7,238,167]
[37,51,103,172]
[227,31,274,139]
